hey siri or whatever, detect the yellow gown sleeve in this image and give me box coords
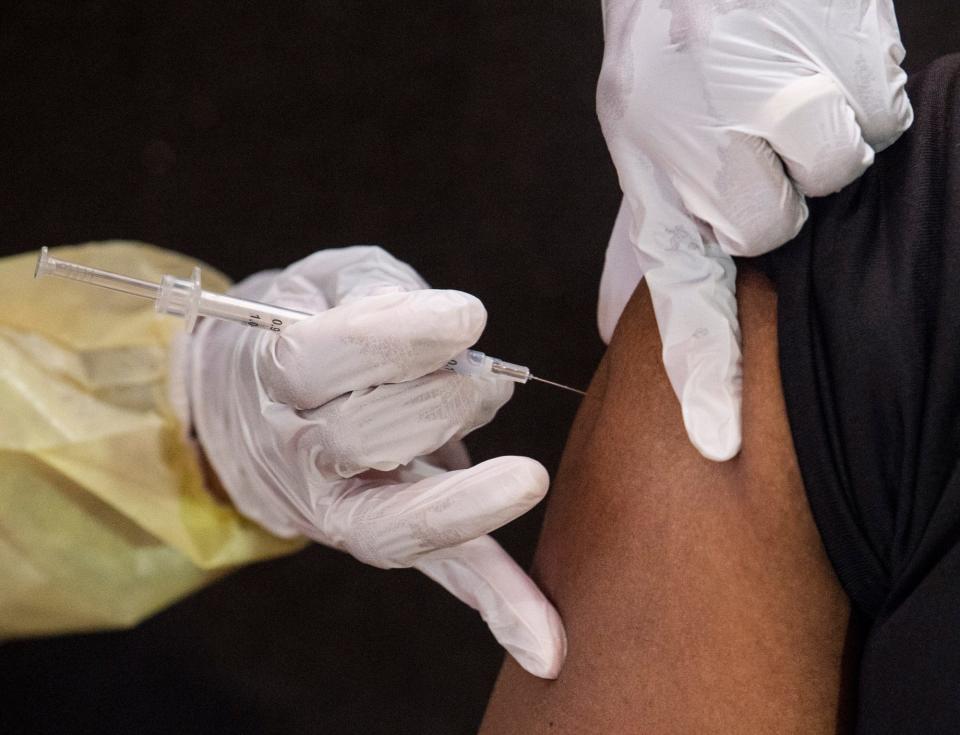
[0,242,304,638]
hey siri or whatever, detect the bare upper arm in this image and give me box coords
[481,267,854,734]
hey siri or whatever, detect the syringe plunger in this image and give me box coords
[35,246,161,301]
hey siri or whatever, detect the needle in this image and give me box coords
[528,375,587,396]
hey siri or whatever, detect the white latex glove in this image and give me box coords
[596,0,912,461]
[187,246,565,678]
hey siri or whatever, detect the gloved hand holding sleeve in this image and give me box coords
[187,246,565,678]
[596,0,912,460]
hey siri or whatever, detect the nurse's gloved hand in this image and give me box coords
[596,0,912,461]
[188,246,565,678]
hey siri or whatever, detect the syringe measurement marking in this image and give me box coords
[247,314,284,332]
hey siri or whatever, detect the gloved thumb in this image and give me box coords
[759,74,875,198]
[834,1,913,153]
[414,535,567,679]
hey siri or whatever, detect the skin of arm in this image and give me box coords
[480,267,857,734]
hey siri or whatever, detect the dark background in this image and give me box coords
[0,2,957,734]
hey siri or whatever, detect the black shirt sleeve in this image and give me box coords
[757,54,960,733]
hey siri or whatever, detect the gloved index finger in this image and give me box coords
[617,156,744,461]
[647,238,743,461]
[258,288,487,409]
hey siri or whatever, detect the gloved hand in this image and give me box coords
[187,246,565,678]
[596,0,912,461]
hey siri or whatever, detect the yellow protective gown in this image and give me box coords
[0,242,303,637]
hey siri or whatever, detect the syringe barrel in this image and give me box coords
[197,292,311,332]
[155,268,311,333]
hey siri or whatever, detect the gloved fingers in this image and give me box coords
[758,74,874,197]
[414,535,566,679]
[298,371,512,479]
[619,162,743,461]
[829,1,912,151]
[648,249,743,462]
[671,131,808,257]
[321,456,549,568]
[258,289,488,409]
[263,246,430,312]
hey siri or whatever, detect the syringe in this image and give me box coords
[34,247,586,396]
